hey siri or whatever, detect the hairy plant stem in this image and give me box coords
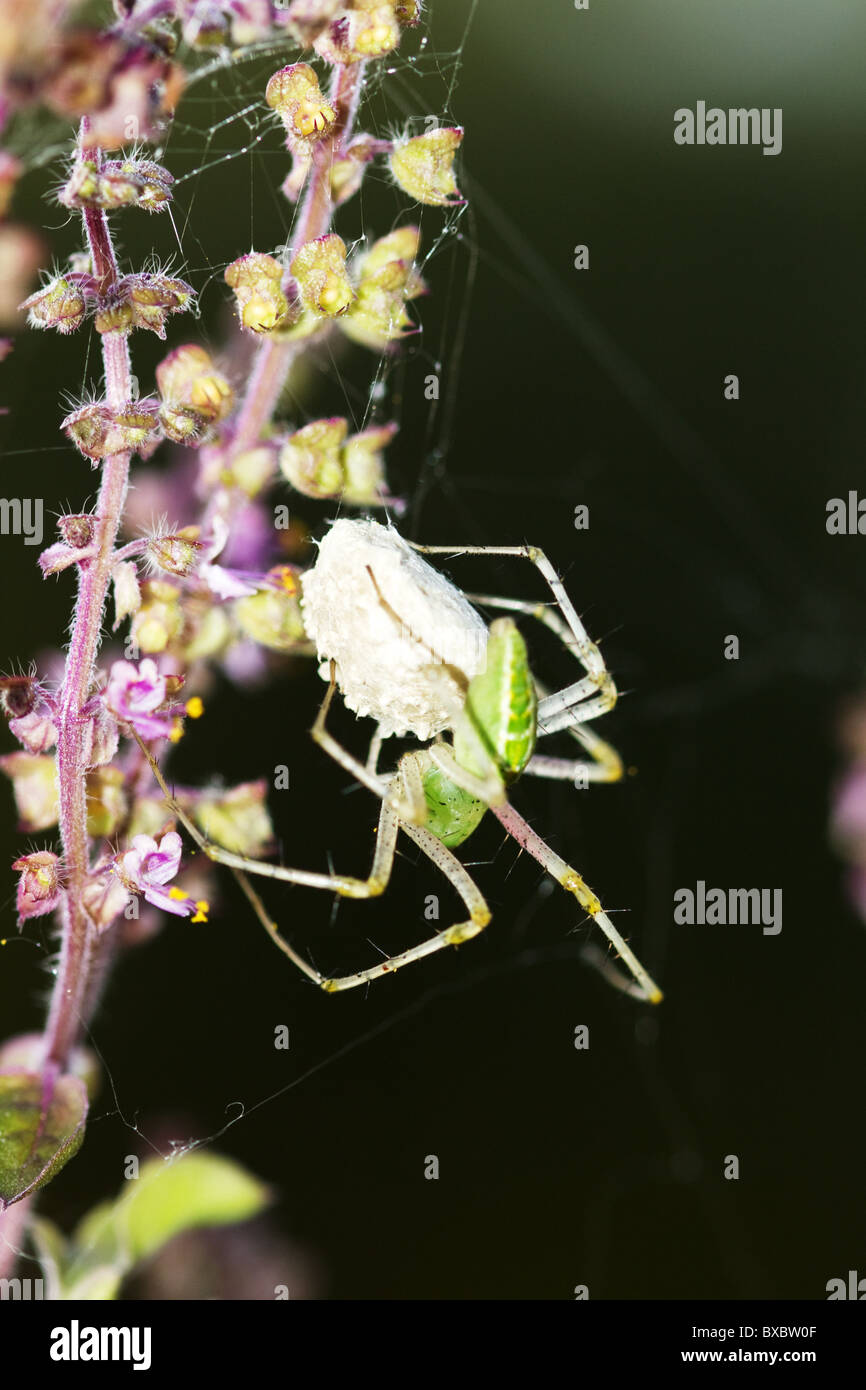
[44,135,133,1072]
[0,127,136,1274]
[229,61,364,457]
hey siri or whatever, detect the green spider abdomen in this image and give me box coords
[460,617,537,781]
[420,760,487,848]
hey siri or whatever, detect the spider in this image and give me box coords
[141,518,663,1003]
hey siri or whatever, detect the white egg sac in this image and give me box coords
[300,518,488,740]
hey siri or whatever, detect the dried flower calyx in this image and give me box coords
[60,158,174,213]
[279,417,397,505]
[21,268,193,340]
[93,273,194,338]
[62,399,161,462]
[225,253,295,335]
[389,127,464,206]
[266,63,338,202]
[156,344,233,444]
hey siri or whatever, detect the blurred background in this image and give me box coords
[1,0,866,1298]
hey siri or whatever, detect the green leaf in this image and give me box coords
[0,1071,87,1208]
[63,1151,270,1297]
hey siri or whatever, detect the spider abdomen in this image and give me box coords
[458,618,537,782]
[419,757,487,848]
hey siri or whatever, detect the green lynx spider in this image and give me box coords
[139,531,663,1004]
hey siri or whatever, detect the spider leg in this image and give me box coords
[320,794,492,992]
[526,717,623,786]
[491,798,662,1003]
[132,698,491,990]
[463,593,609,729]
[133,724,394,898]
[410,543,617,721]
[212,752,493,994]
[365,723,387,775]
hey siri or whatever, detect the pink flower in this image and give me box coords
[117,831,203,918]
[105,657,174,739]
[199,514,263,600]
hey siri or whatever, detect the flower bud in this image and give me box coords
[62,399,161,462]
[314,5,401,64]
[191,781,274,857]
[341,226,425,350]
[180,601,232,662]
[0,752,58,831]
[13,851,62,925]
[267,63,338,201]
[342,422,397,505]
[156,343,233,443]
[112,560,142,628]
[267,63,336,141]
[290,234,354,317]
[394,0,422,23]
[131,581,183,654]
[390,127,464,206]
[59,514,96,548]
[283,0,342,46]
[86,766,127,838]
[225,252,294,334]
[20,276,87,334]
[147,526,202,577]
[234,568,306,651]
[182,3,230,46]
[279,417,347,499]
[230,446,277,498]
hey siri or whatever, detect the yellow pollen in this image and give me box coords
[185,696,204,719]
[168,886,188,900]
[191,900,210,924]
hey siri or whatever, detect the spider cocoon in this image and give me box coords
[300,518,488,739]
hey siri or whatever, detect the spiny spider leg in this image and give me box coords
[131,700,492,992]
[492,799,663,1004]
[411,543,617,723]
[462,591,624,783]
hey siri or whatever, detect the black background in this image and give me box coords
[1,0,865,1299]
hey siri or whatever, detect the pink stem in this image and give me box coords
[44,139,134,1072]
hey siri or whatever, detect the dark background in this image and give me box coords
[1,0,865,1298]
